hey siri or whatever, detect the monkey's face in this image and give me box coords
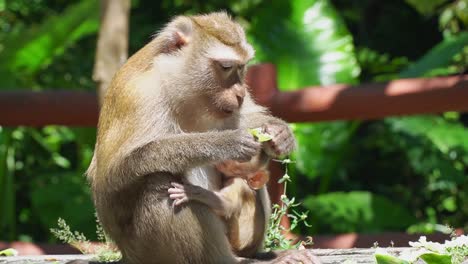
[199,40,254,119]
[209,60,247,118]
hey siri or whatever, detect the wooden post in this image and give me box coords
[93,0,130,105]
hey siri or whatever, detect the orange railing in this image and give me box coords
[2,64,467,126]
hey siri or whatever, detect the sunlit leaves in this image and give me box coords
[248,0,360,88]
[247,0,360,185]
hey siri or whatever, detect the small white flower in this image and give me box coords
[444,235,468,249]
[399,248,430,262]
[409,236,446,253]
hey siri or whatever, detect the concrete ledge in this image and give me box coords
[0,248,407,264]
[0,254,93,264]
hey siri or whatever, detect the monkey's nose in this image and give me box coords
[237,95,244,106]
[233,84,246,106]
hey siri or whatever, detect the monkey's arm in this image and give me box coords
[120,130,260,178]
[238,94,284,127]
[168,181,244,218]
[216,151,269,178]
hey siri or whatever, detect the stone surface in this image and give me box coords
[0,248,405,264]
[0,254,93,264]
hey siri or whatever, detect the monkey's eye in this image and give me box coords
[218,61,234,71]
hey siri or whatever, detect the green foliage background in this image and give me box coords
[0,0,467,242]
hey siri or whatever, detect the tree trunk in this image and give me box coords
[93,0,130,106]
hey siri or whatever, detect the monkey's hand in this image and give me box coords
[229,129,262,162]
[168,182,227,214]
[261,122,296,158]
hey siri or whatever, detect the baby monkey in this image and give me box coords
[168,130,272,257]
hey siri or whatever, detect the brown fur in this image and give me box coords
[85,12,315,264]
[169,152,271,258]
[217,155,271,257]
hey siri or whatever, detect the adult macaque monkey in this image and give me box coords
[86,12,320,264]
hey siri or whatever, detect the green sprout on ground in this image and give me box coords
[0,248,18,256]
[264,158,313,251]
[50,215,121,262]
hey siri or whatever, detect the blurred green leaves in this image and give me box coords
[31,172,95,239]
[303,191,417,233]
[0,0,98,241]
[400,32,468,78]
[247,0,360,194]
[249,0,360,88]
[405,0,449,16]
[0,0,99,87]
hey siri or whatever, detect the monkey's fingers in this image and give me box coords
[173,197,189,206]
[275,134,296,156]
[168,188,185,196]
[170,182,185,189]
[169,193,187,200]
[267,128,295,156]
[262,122,284,137]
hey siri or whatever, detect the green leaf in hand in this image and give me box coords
[248,128,272,142]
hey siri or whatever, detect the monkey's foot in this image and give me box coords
[272,249,322,264]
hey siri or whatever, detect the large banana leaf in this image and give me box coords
[247,0,360,184]
[0,0,99,87]
[399,32,468,78]
[249,0,360,88]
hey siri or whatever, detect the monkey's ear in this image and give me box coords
[247,171,269,190]
[160,16,193,53]
[174,31,189,49]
